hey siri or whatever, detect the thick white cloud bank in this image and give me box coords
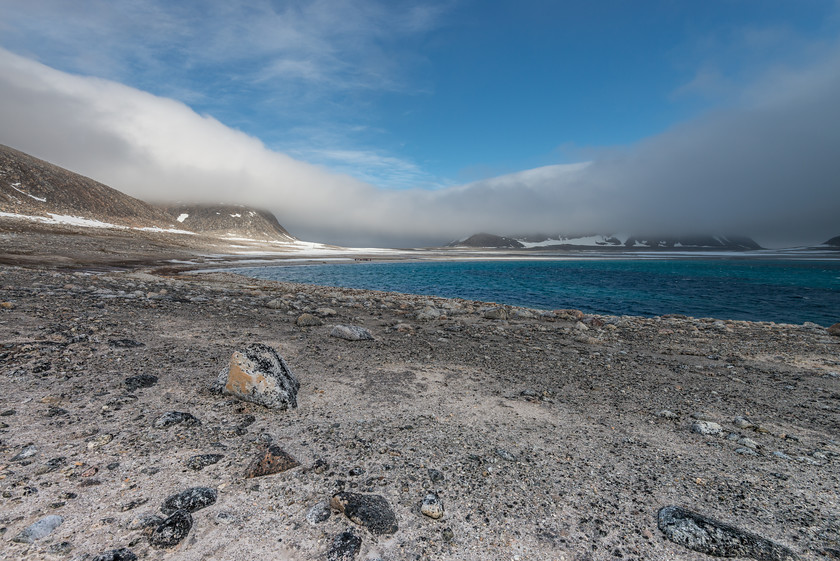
[1,48,839,247]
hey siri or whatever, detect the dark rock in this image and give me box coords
[161,487,218,514]
[212,343,300,410]
[152,411,200,429]
[245,445,300,478]
[828,323,840,337]
[327,531,362,561]
[330,325,374,341]
[93,548,138,561]
[186,454,224,470]
[48,541,73,555]
[35,456,67,475]
[11,515,63,543]
[125,374,158,391]
[657,505,799,560]
[428,468,444,483]
[149,510,192,549]
[109,339,145,348]
[330,492,398,535]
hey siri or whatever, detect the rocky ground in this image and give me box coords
[1,248,839,560]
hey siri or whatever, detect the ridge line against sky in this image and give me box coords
[1,0,839,247]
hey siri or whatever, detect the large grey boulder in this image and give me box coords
[658,505,798,560]
[330,325,374,341]
[212,343,299,410]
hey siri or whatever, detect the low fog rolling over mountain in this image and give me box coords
[1,4,840,247]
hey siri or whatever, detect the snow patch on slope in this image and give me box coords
[9,182,47,203]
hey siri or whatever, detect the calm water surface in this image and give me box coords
[230,259,840,326]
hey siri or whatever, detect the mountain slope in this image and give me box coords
[0,145,297,244]
[0,144,177,228]
[162,204,295,242]
[824,236,840,247]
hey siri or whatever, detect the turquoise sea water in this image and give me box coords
[230,259,840,326]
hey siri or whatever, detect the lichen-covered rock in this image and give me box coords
[483,307,508,320]
[212,343,299,410]
[186,454,224,470]
[245,445,300,478]
[92,548,138,561]
[11,515,63,543]
[306,500,332,525]
[125,374,158,391]
[161,487,218,514]
[691,420,723,435]
[658,505,799,560]
[327,531,362,561]
[330,325,374,341]
[149,510,192,549]
[420,493,444,519]
[296,313,322,327]
[330,492,398,535]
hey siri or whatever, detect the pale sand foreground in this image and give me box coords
[0,261,839,561]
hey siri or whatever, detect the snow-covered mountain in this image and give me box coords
[162,204,295,243]
[450,232,762,250]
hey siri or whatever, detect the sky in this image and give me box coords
[1,0,839,247]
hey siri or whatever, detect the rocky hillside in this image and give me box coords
[0,145,297,244]
[0,144,177,229]
[162,205,295,242]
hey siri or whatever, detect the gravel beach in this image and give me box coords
[1,239,839,560]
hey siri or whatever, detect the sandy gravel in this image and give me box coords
[0,256,839,560]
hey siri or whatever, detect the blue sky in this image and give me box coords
[1,1,839,245]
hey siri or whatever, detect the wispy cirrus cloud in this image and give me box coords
[0,0,445,99]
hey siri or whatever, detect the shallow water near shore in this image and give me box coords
[231,258,840,326]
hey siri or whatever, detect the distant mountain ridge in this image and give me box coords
[450,232,763,250]
[0,144,294,243]
[824,236,840,247]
